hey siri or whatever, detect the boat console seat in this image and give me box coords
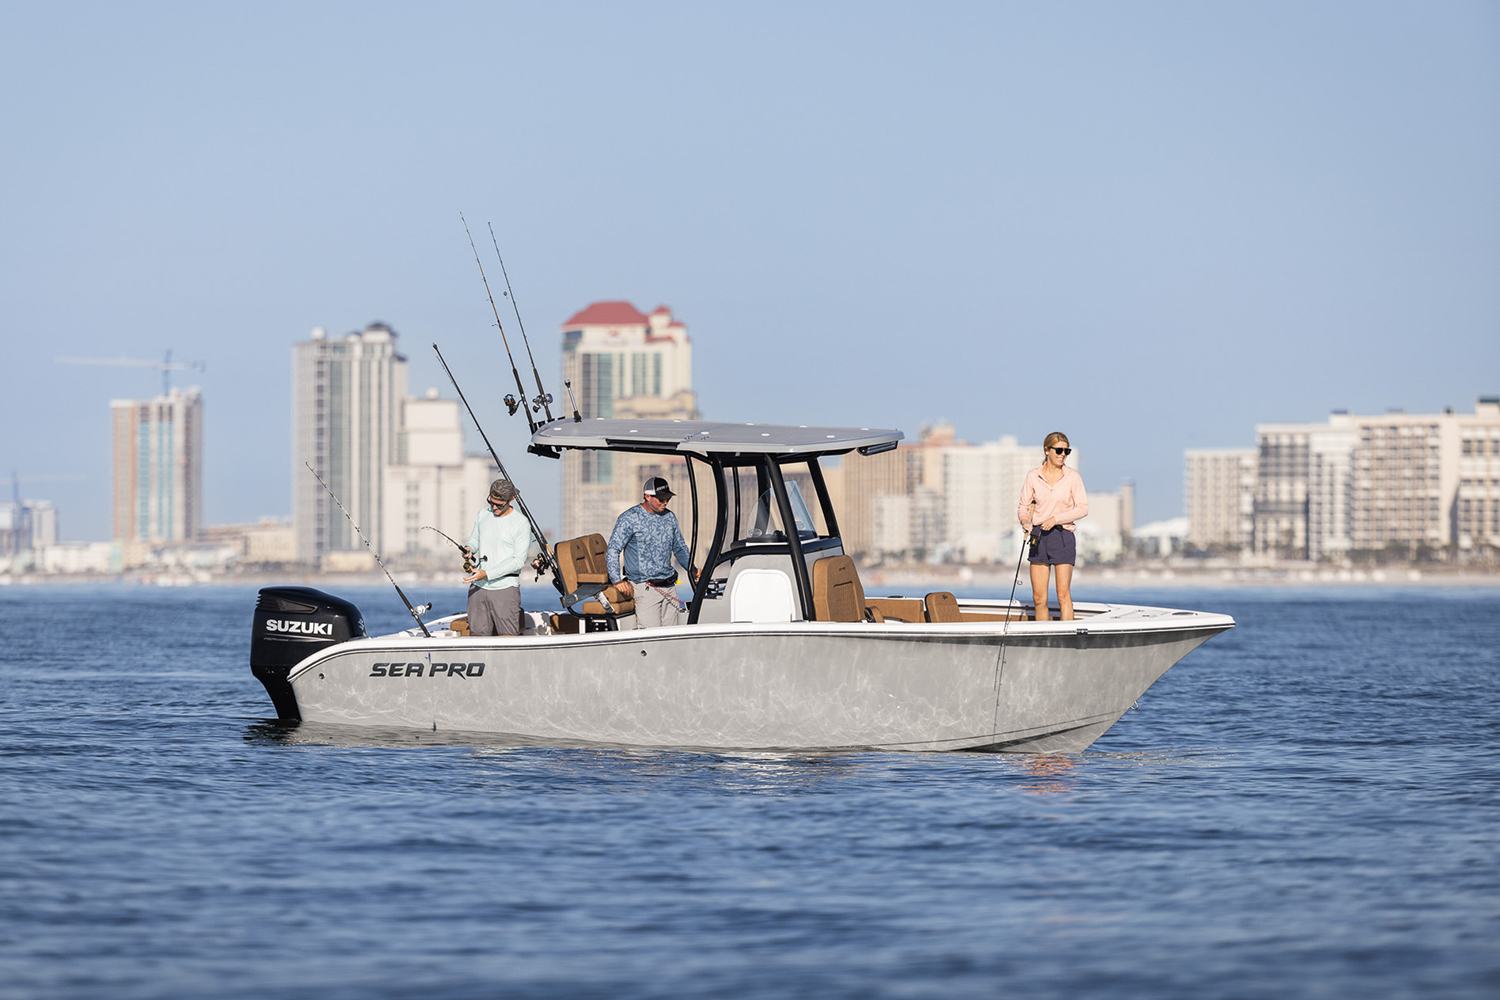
[554,533,635,631]
[811,555,885,623]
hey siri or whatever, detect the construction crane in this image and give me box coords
[55,350,206,396]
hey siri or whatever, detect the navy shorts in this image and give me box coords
[1029,526,1076,566]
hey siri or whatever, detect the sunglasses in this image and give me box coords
[1051,447,1072,456]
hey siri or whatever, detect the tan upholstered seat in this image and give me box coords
[923,591,962,623]
[811,555,884,623]
[554,533,635,620]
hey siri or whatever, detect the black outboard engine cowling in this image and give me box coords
[251,587,366,720]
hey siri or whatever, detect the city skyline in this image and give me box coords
[4,4,1496,541]
[16,335,1500,549]
[8,359,1498,571]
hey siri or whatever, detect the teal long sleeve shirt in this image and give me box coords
[467,507,531,590]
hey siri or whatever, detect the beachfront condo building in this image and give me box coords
[1239,397,1500,561]
[559,302,698,541]
[837,424,1128,565]
[292,323,408,565]
[1185,448,1256,552]
[381,391,496,561]
[111,387,204,564]
[941,436,1039,563]
[1456,399,1500,554]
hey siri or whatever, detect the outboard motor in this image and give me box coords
[250,587,366,720]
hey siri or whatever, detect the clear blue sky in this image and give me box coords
[2,1,1496,540]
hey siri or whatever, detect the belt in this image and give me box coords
[632,576,677,588]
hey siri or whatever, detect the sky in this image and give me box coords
[2,1,1496,540]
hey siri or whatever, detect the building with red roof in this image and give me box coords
[559,300,698,538]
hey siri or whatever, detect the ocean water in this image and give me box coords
[2,583,1497,999]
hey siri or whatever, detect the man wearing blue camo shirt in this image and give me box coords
[607,476,697,629]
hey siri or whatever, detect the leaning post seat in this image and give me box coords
[810,555,885,623]
[554,533,635,631]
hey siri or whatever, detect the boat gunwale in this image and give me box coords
[283,606,1235,683]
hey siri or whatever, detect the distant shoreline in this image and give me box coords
[865,565,1500,591]
[4,563,1499,591]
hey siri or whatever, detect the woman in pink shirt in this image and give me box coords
[1017,431,1089,621]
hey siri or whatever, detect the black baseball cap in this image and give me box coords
[643,476,674,501]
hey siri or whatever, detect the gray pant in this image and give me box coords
[467,585,522,636]
[630,582,683,629]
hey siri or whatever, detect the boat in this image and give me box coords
[250,418,1234,752]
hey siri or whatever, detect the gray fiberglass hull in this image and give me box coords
[281,603,1233,753]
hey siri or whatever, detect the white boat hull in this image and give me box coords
[282,603,1232,752]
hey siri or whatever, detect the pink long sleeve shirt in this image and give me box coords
[1016,465,1089,532]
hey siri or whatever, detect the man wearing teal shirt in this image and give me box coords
[464,479,531,636]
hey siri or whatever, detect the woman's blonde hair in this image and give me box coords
[1042,431,1070,452]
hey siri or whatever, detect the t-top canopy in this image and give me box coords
[531,419,904,457]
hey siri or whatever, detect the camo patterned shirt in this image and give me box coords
[606,504,692,584]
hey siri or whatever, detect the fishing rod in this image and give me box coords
[459,211,537,434]
[990,508,1038,739]
[431,342,564,593]
[421,525,484,575]
[487,222,555,423]
[305,462,431,637]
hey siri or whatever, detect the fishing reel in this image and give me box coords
[531,392,553,414]
[504,394,520,416]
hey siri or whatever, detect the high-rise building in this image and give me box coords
[1252,421,1317,558]
[111,387,203,562]
[1349,412,1457,555]
[1456,398,1500,556]
[382,390,497,560]
[1075,487,1128,564]
[830,446,911,559]
[0,498,56,556]
[833,427,1065,564]
[1307,417,1356,561]
[1185,448,1256,551]
[1246,399,1500,561]
[941,436,1038,563]
[559,302,697,540]
[292,323,407,564]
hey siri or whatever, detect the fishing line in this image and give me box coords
[305,462,431,637]
[990,524,1036,740]
[421,525,483,574]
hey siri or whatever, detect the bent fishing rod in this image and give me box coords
[431,342,563,593]
[421,525,483,574]
[305,462,432,637]
[460,211,537,433]
[487,222,558,423]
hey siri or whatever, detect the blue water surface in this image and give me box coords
[1,583,1497,998]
